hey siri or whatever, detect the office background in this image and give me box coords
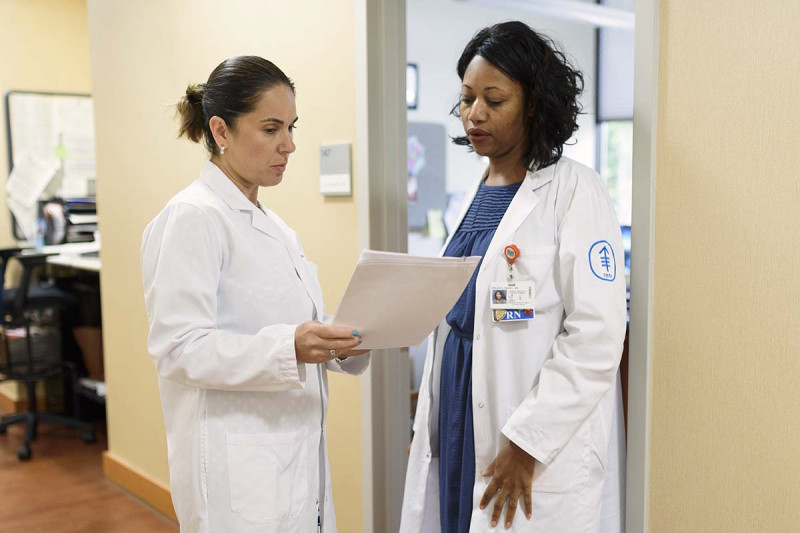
[0,0,798,532]
[0,0,93,412]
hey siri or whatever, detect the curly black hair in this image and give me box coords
[451,21,584,171]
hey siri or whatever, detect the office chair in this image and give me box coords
[0,248,95,461]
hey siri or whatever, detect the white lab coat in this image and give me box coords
[400,157,627,533]
[141,161,369,533]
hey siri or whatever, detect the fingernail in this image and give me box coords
[480,504,485,510]
[506,522,511,529]
[358,337,362,344]
[352,329,359,336]
[526,513,532,520]
[491,521,497,527]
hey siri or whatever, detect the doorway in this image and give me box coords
[358,0,657,531]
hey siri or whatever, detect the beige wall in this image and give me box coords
[0,0,91,400]
[87,1,364,530]
[649,1,800,530]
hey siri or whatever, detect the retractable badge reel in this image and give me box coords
[490,244,535,322]
[504,244,520,282]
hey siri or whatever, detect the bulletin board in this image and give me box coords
[4,90,96,239]
[407,121,447,230]
[5,90,96,192]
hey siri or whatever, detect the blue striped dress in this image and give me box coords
[439,180,523,532]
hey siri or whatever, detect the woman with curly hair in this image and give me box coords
[401,22,627,532]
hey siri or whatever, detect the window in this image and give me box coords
[599,120,632,225]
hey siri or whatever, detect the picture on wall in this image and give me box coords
[406,63,418,109]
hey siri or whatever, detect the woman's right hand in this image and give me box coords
[294,321,362,364]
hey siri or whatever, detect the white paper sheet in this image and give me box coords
[332,250,480,350]
[5,153,59,240]
[7,92,96,201]
[6,153,59,206]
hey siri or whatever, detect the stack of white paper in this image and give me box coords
[6,153,59,241]
[332,250,480,350]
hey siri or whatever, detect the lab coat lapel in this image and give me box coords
[250,209,324,320]
[201,162,323,317]
[484,165,555,263]
[270,222,325,320]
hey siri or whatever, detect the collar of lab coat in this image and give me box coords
[200,161,285,242]
[200,161,325,318]
[439,162,556,259]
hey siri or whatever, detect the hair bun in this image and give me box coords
[185,83,205,105]
[176,83,206,143]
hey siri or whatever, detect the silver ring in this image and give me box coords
[329,349,336,358]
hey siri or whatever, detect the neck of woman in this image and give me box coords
[211,156,259,205]
[485,151,528,186]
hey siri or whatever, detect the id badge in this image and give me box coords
[490,281,534,309]
[492,308,535,322]
[490,281,535,322]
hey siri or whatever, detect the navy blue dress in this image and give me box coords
[439,180,522,532]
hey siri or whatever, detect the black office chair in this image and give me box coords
[0,248,95,460]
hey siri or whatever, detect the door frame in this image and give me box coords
[355,1,410,532]
[626,0,659,530]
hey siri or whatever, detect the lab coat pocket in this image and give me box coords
[589,411,609,471]
[514,245,560,314]
[226,429,309,523]
[531,422,589,494]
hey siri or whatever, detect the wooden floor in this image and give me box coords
[0,417,178,533]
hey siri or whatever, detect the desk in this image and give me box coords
[40,242,101,272]
[47,254,101,273]
[48,243,106,405]
[38,242,104,399]
[1,242,105,417]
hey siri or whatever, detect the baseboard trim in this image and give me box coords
[103,451,178,522]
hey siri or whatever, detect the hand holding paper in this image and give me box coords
[332,250,480,350]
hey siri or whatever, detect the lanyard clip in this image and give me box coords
[504,245,520,283]
[504,244,520,266]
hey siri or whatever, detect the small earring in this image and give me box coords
[220,146,225,155]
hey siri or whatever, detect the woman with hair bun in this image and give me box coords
[141,56,369,532]
[402,22,627,532]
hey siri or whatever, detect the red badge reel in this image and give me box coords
[504,244,520,281]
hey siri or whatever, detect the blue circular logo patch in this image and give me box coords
[588,240,616,282]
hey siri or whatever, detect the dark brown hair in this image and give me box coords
[452,21,584,171]
[176,56,295,155]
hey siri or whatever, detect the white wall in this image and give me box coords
[407,0,598,194]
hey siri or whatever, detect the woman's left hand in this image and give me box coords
[479,441,535,529]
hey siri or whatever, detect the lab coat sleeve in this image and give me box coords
[325,354,371,375]
[501,173,627,465]
[142,202,305,392]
